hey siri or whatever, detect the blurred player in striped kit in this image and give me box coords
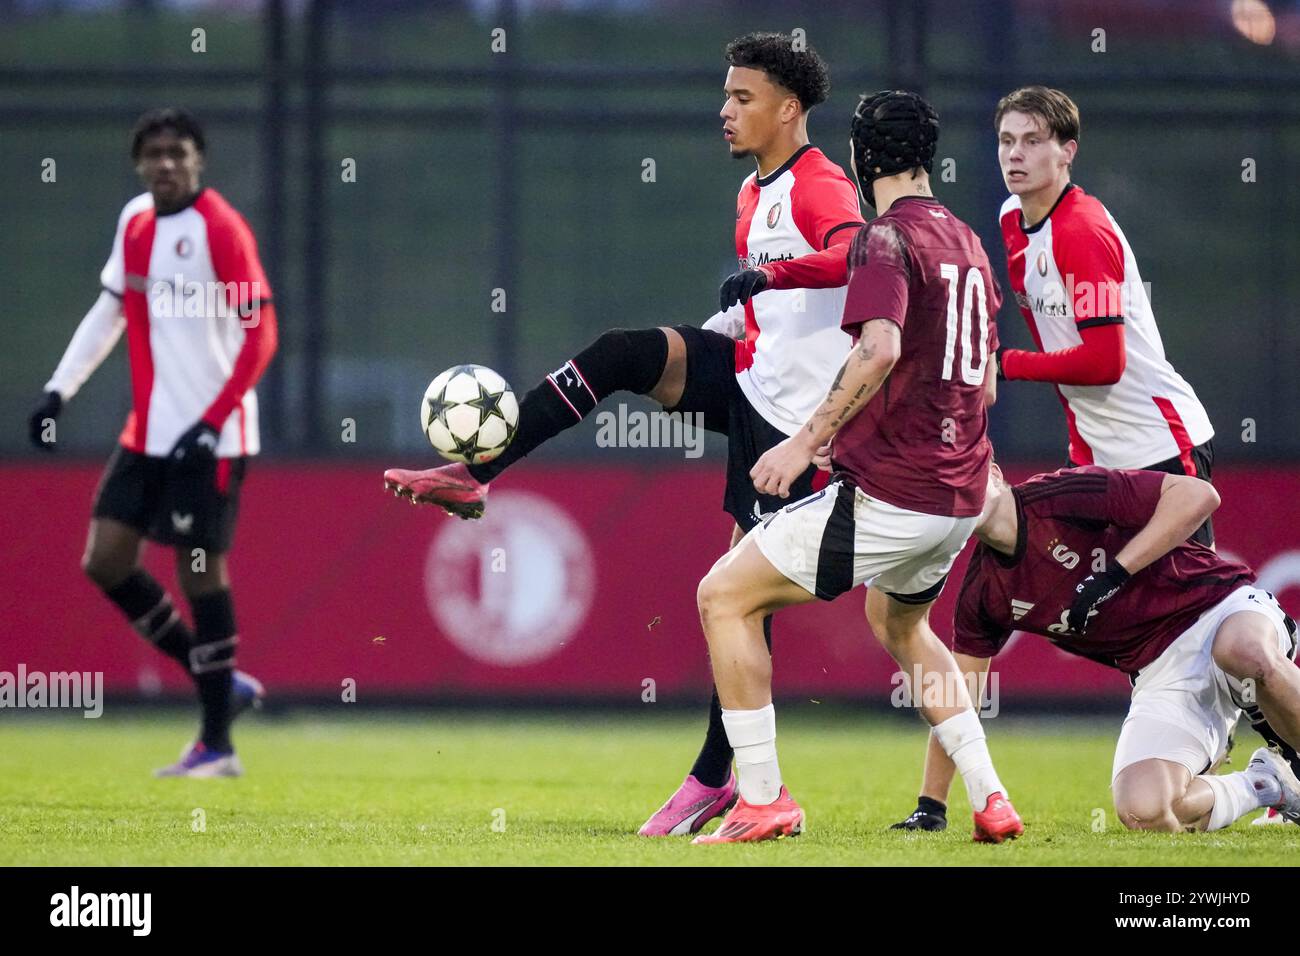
[28,109,277,777]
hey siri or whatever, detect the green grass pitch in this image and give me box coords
[1,708,1295,866]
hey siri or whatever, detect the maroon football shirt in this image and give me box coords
[953,467,1254,675]
[831,197,1002,517]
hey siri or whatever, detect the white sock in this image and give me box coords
[932,709,1005,810]
[1200,770,1277,831]
[722,704,782,805]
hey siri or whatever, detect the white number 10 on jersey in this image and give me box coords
[939,263,990,385]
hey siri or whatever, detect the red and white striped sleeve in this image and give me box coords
[1052,202,1126,329]
[198,196,279,430]
[763,161,863,291]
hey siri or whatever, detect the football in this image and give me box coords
[420,364,520,465]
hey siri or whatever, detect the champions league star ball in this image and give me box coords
[421,364,520,465]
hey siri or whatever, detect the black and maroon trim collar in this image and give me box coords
[1020,182,1076,235]
[756,143,816,187]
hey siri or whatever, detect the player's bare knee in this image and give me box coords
[696,569,730,624]
[79,549,103,585]
[81,549,131,591]
[864,606,887,640]
[1213,628,1280,686]
[698,566,755,629]
[1115,795,1178,832]
[872,627,902,656]
[864,599,894,646]
[1120,810,1179,833]
[876,620,923,657]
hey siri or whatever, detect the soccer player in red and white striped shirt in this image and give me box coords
[27,109,278,777]
[993,86,1217,546]
[384,33,864,835]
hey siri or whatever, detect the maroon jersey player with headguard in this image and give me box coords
[691,91,1022,846]
[900,464,1300,832]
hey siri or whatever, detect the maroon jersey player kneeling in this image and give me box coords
[692,91,1023,846]
[897,464,1300,833]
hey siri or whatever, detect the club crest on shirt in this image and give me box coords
[1047,538,1080,569]
[766,202,781,228]
[1036,250,1048,276]
[175,237,193,258]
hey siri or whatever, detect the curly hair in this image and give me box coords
[131,108,206,160]
[725,32,830,112]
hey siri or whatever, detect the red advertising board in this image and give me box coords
[2,462,1297,703]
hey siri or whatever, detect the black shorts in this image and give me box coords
[1069,438,1215,548]
[667,324,821,532]
[92,446,248,553]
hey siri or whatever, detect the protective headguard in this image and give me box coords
[850,90,940,208]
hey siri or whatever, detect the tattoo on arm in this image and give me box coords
[833,383,870,426]
[804,321,899,438]
[824,334,877,403]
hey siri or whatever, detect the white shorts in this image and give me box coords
[1111,586,1297,782]
[752,479,978,603]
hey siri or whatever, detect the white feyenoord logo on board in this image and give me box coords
[1010,599,1035,622]
[424,491,596,666]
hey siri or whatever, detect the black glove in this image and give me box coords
[1066,560,1130,634]
[890,796,948,832]
[719,268,769,312]
[28,391,63,451]
[169,421,220,465]
[995,347,1007,381]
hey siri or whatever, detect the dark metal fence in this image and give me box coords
[3,0,1295,462]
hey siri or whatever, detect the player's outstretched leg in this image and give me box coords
[865,587,1023,843]
[384,327,677,517]
[690,538,814,845]
[638,615,771,836]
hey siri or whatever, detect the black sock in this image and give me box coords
[104,570,195,672]
[917,795,947,816]
[690,615,775,788]
[468,327,669,482]
[188,589,238,753]
[690,687,733,788]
